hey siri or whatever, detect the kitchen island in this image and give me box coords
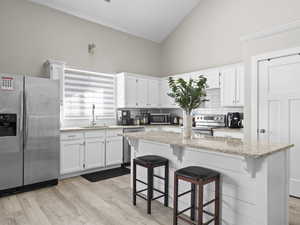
[124,131,293,225]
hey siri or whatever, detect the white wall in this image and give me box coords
[161,0,300,76]
[0,0,161,77]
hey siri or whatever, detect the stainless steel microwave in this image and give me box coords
[149,113,171,125]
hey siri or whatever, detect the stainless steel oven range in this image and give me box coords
[193,114,226,136]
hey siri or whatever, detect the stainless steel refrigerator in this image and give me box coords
[0,74,59,194]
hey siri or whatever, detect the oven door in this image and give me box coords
[193,127,213,136]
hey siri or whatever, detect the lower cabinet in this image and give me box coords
[60,129,123,177]
[85,138,105,169]
[106,137,123,166]
[60,140,84,174]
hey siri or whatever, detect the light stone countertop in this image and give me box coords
[60,124,181,132]
[123,131,293,158]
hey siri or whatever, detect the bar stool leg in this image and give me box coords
[191,183,196,221]
[164,162,169,207]
[173,175,178,225]
[147,167,153,214]
[197,182,203,225]
[215,176,220,225]
[133,160,137,206]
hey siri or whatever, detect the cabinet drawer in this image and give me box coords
[85,130,105,139]
[106,129,123,138]
[61,132,84,141]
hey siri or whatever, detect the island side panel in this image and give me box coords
[255,150,289,225]
[130,139,288,225]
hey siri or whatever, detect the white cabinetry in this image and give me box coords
[190,68,220,89]
[160,78,178,108]
[137,78,148,107]
[60,129,123,177]
[147,79,160,107]
[60,133,84,174]
[116,73,160,108]
[106,137,123,166]
[85,138,105,169]
[220,64,244,107]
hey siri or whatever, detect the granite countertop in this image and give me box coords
[123,131,293,158]
[60,124,181,132]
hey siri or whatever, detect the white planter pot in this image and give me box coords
[183,111,192,139]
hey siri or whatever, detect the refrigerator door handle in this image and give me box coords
[20,91,23,133]
[24,91,28,148]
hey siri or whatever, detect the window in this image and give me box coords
[63,68,115,121]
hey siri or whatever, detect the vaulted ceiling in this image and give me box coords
[28,0,200,43]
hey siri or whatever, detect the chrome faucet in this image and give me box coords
[91,104,96,127]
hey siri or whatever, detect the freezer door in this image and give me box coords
[24,77,60,185]
[0,74,23,190]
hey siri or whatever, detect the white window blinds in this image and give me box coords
[64,68,115,120]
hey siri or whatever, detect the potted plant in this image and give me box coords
[168,76,208,139]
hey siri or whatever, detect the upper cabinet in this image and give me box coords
[116,73,160,108]
[220,64,244,107]
[160,78,178,108]
[190,68,220,89]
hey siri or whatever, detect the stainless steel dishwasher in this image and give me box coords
[123,127,145,166]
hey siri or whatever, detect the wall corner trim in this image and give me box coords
[240,19,300,42]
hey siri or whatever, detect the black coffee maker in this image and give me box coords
[226,112,243,128]
[117,110,133,125]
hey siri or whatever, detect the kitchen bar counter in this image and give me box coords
[60,124,181,132]
[124,131,291,158]
[125,131,293,225]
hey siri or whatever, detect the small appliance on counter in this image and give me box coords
[171,115,180,125]
[117,110,133,125]
[226,112,243,128]
[140,113,150,125]
[149,113,171,125]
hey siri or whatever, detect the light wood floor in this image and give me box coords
[0,175,299,225]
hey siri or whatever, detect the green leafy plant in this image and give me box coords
[168,76,208,114]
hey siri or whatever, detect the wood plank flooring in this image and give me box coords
[0,175,299,225]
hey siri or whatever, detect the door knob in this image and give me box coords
[259,129,266,134]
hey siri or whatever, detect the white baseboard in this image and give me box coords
[290,178,300,198]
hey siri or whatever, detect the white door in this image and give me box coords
[85,138,105,169]
[221,67,236,106]
[60,140,84,174]
[125,76,137,108]
[106,137,123,166]
[148,79,160,107]
[137,78,148,107]
[258,54,300,197]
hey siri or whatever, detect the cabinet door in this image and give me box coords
[125,76,137,108]
[221,67,236,106]
[60,140,84,174]
[106,137,123,166]
[191,69,220,89]
[85,138,105,169]
[137,78,148,108]
[148,79,160,107]
[160,78,177,108]
[235,65,245,106]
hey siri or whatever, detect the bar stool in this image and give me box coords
[133,155,169,214]
[173,166,220,225]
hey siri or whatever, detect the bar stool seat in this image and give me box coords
[133,155,169,215]
[174,166,220,225]
[176,166,219,181]
[134,155,168,167]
